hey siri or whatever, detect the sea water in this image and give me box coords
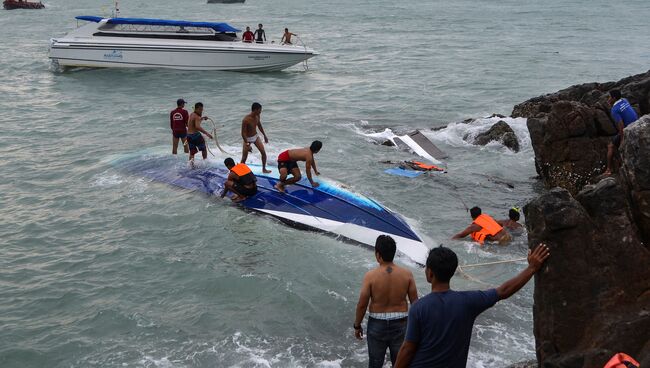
[1,0,648,366]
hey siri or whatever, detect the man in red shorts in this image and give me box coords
[170,98,189,154]
[274,141,322,192]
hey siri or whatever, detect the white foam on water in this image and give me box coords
[426,116,531,154]
[326,289,348,302]
[91,172,124,187]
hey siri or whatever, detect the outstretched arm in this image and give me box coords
[452,224,481,239]
[496,243,550,300]
[306,159,319,187]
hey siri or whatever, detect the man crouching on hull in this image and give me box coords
[221,157,257,202]
[274,141,322,193]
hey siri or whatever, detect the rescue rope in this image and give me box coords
[456,257,527,287]
[207,118,233,155]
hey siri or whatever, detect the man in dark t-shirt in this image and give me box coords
[394,244,550,368]
[170,98,189,154]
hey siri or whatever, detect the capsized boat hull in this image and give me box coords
[114,154,430,264]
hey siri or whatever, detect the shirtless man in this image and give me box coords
[281,28,296,44]
[354,235,418,368]
[498,208,524,232]
[186,102,213,164]
[240,102,271,173]
[274,141,322,192]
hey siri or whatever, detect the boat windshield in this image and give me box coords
[98,23,215,35]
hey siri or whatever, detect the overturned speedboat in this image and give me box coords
[49,16,318,72]
[115,154,429,264]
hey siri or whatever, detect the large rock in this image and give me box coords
[514,71,650,194]
[471,120,520,152]
[525,183,650,368]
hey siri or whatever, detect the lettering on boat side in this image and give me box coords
[103,50,123,60]
[248,55,270,60]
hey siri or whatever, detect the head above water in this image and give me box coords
[310,140,322,153]
[374,235,396,263]
[251,102,262,113]
[224,157,235,169]
[194,102,203,114]
[470,206,482,220]
[425,246,458,284]
[509,207,521,221]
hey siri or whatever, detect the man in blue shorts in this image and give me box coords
[394,244,550,368]
[187,102,213,165]
[605,89,638,175]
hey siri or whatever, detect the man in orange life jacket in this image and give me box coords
[452,206,511,245]
[221,158,257,202]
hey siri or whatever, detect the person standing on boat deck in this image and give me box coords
[354,235,418,368]
[254,24,266,43]
[281,28,296,44]
[394,244,550,368]
[170,98,189,155]
[274,141,322,192]
[604,89,639,176]
[452,206,511,245]
[240,102,271,173]
[242,26,254,43]
[187,102,213,164]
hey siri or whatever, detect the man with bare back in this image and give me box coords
[274,141,322,192]
[187,102,213,164]
[354,235,418,368]
[240,102,271,173]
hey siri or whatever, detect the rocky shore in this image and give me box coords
[518,71,650,367]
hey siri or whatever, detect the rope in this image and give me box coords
[456,257,527,287]
[294,35,309,71]
[207,118,234,155]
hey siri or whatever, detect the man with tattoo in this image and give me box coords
[354,235,418,368]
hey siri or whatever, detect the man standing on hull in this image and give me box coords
[354,235,418,368]
[274,141,322,192]
[170,98,189,155]
[241,102,271,173]
[187,102,213,165]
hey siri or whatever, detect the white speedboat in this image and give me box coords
[49,16,318,72]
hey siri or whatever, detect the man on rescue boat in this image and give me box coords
[221,157,257,202]
[452,206,511,245]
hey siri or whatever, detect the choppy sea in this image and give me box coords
[1,0,648,367]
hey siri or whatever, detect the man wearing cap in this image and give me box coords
[170,98,189,155]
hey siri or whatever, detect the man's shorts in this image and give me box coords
[173,131,187,139]
[278,160,299,172]
[234,183,258,197]
[612,134,622,147]
[187,133,206,154]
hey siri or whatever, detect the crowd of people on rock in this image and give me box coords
[166,88,642,366]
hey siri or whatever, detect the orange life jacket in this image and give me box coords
[603,353,640,368]
[470,214,503,245]
[410,161,444,171]
[231,163,255,185]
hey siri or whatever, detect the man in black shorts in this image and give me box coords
[221,157,257,201]
[274,141,322,192]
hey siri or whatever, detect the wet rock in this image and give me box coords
[505,360,537,368]
[380,139,395,147]
[516,71,650,194]
[471,120,520,152]
[525,184,650,368]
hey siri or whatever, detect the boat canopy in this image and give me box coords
[75,16,240,33]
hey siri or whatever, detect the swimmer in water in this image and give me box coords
[498,208,524,232]
[452,206,512,246]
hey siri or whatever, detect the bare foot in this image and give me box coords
[231,195,245,202]
[263,168,272,174]
[274,182,285,193]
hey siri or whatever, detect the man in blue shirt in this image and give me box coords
[605,89,639,175]
[394,244,550,368]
